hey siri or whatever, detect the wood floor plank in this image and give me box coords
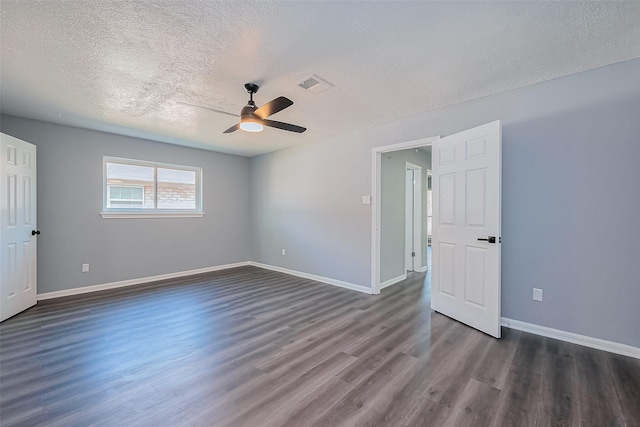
[443,378,502,427]
[219,351,357,427]
[607,352,640,426]
[421,328,488,408]
[353,321,471,426]
[471,327,521,390]
[1,266,639,427]
[403,396,451,427]
[574,345,626,427]
[256,320,366,380]
[536,339,580,427]
[338,320,423,384]
[397,310,453,358]
[491,333,545,427]
[309,351,418,427]
[261,376,353,427]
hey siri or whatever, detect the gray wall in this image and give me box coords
[380,148,431,282]
[2,59,639,348]
[251,58,640,347]
[0,116,252,294]
[249,141,372,284]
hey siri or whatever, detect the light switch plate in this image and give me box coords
[362,195,372,205]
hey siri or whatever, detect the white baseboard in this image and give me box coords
[501,317,640,360]
[380,273,407,290]
[249,262,373,294]
[37,262,251,300]
[37,261,373,301]
[420,265,428,273]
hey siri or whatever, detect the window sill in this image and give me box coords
[100,212,205,219]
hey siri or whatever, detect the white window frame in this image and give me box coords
[100,156,204,218]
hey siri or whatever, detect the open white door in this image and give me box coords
[431,121,501,337]
[1,133,38,322]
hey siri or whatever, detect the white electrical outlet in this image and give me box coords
[281,249,286,256]
[533,288,543,301]
[82,263,90,273]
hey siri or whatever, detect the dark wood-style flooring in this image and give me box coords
[1,266,639,426]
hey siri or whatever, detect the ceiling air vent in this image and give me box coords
[297,74,334,94]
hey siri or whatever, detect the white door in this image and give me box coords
[431,121,501,337]
[405,169,413,271]
[1,133,37,322]
[426,170,433,272]
[405,164,422,272]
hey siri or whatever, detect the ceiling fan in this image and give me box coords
[219,83,306,134]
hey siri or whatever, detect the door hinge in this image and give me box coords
[412,252,415,257]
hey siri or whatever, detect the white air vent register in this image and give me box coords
[297,74,334,94]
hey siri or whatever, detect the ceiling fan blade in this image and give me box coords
[176,101,239,118]
[223,123,241,133]
[262,119,306,133]
[254,96,293,119]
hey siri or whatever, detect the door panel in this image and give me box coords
[1,133,37,322]
[466,169,487,227]
[439,173,456,225]
[431,121,501,338]
[438,242,456,296]
[464,245,486,306]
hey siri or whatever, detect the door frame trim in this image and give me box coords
[371,136,440,294]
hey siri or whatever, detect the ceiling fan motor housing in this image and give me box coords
[241,101,259,121]
[242,83,260,121]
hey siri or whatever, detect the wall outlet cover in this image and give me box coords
[533,288,543,301]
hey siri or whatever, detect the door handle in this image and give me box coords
[31,230,41,236]
[477,236,496,243]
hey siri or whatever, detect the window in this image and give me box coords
[101,157,203,218]
[107,185,144,208]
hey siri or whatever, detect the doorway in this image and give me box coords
[372,137,438,294]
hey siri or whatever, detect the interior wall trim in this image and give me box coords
[248,262,373,294]
[501,317,640,360]
[37,262,252,300]
[380,273,408,290]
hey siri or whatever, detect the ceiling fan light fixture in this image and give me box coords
[239,120,263,132]
[223,83,305,134]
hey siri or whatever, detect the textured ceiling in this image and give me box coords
[1,1,639,157]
